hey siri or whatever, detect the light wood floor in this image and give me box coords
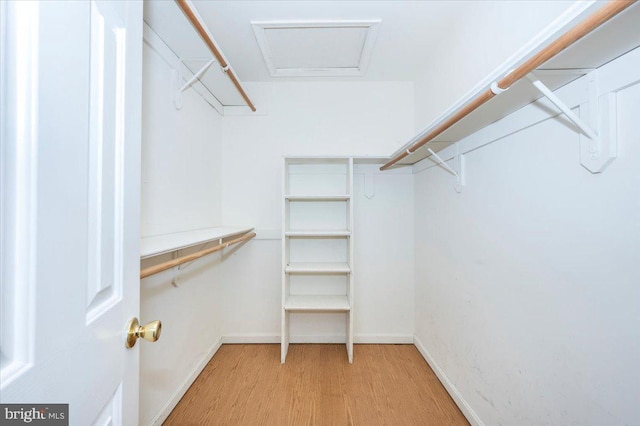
[165,344,469,426]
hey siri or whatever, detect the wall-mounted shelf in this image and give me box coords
[140,226,254,259]
[144,0,255,114]
[383,1,640,171]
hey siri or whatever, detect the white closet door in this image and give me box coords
[0,1,143,424]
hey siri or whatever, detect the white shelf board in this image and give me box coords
[285,230,351,237]
[140,226,253,259]
[284,156,350,165]
[144,1,248,107]
[284,295,350,312]
[390,2,640,166]
[285,262,351,274]
[285,195,350,201]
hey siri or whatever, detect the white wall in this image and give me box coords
[139,41,227,425]
[413,61,640,424]
[140,74,417,421]
[140,48,222,237]
[219,82,416,342]
[353,164,415,341]
[413,1,577,131]
[222,82,415,229]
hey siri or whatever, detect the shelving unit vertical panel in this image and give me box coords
[347,157,354,363]
[281,158,288,363]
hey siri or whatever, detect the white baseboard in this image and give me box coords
[354,334,414,344]
[149,337,224,426]
[221,333,414,344]
[413,336,484,426]
[221,334,280,344]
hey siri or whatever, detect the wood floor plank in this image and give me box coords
[164,344,469,426]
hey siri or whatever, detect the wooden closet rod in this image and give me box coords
[380,0,635,171]
[176,0,257,112]
[140,232,256,279]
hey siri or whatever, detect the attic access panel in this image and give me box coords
[252,20,381,77]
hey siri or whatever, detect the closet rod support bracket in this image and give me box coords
[527,71,616,173]
[490,81,508,95]
[172,58,217,110]
[427,147,465,193]
[178,59,216,93]
[579,72,617,173]
[454,148,466,194]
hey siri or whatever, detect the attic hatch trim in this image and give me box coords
[252,19,381,77]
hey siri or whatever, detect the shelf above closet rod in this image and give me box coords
[140,226,254,259]
[175,0,256,111]
[380,0,636,171]
[141,231,256,279]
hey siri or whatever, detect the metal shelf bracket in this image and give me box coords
[427,147,466,193]
[527,71,617,173]
[172,58,218,110]
[364,173,375,199]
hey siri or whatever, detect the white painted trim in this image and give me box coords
[413,45,640,175]
[222,334,414,344]
[252,20,381,77]
[148,337,224,426]
[221,79,267,116]
[413,337,484,426]
[224,105,267,116]
[142,23,224,115]
[222,334,280,344]
[354,334,414,344]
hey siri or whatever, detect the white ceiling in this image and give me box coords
[179,0,577,82]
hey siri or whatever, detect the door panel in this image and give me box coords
[92,384,123,426]
[0,0,38,387]
[0,1,142,424]
[86,0,128,323]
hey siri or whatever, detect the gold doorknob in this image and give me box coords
[126,318,162,348]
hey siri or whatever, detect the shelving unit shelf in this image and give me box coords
[285,262,351,274]
[284,295,351,312]
[285,230,351,237]
[282,157,354,363]
[285,195,351,201]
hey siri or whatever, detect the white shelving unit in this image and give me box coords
[281,157,354,363]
